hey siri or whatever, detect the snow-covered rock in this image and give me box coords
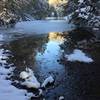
[20,68,40,89]
[20,68,33,79]
[20,71,30,79]
[59,96,64,100]
[21,76,40,89]
[42,76,54,88]
[65,49,93,63]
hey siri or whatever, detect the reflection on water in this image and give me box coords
[35,32,65,74]
[49,32,65,43]
[2,32,65,78]
[8,35,48,70]
[0,19,72,78]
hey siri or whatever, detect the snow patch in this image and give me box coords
[65,49,93,63]
[42,76,54,88]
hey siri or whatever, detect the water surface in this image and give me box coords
[0,21,100,100]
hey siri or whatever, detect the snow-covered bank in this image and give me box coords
[0,76,33,100]
[0,49,33,100]
[65,49,93,63]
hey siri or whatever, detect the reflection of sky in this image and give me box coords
[36,41,62,67]
[35,32,64,71]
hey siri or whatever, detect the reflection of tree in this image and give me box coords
[4,33,66,77]
[61,28,95,54]
[48,32,65,43]
[7,35,48,71]
[59,31,76,55]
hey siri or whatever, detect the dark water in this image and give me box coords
[0,21,100,100]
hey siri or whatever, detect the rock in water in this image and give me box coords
[20,71,30,79]
[20,68,40,89]
[42,76,54,88]
[59,96,64,100]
